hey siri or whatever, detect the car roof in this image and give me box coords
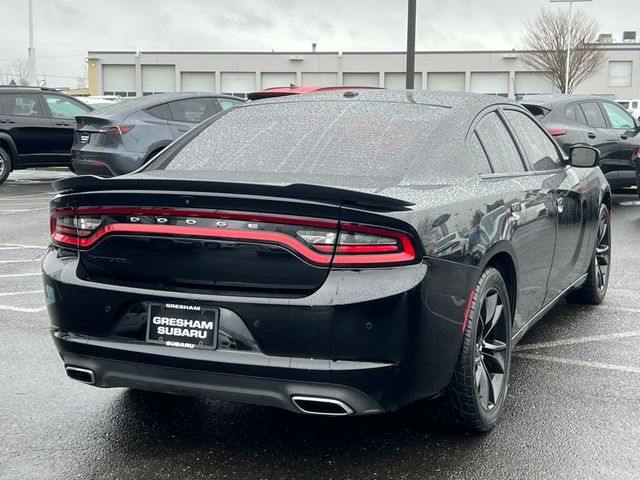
[81,92,245,119]
[243,89,516,110]
[520,94,615,109]
[247,86,382,100]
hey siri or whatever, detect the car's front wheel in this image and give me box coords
[446,267,512,432]
[0,146,11,185]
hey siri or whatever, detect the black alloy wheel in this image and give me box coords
[446,267,512,432]
[567,204,611,305]
[474,287,508,412]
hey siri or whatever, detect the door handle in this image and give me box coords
[55,122,73,127]
[587,132,596,139]
[620,134,628,140]
[0,119,15,124]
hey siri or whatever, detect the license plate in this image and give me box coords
[80,133,90,144]
[146,303,218,350]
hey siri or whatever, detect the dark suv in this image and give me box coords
[72,93,244,177]
[521,94,640,193]
[0,86,93,184]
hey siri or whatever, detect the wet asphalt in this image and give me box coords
[0,170,638,480]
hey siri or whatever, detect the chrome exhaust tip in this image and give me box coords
[65,366,96,385]
[291,396,354,416]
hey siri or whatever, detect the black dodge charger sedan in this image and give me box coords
[43,91,611,431]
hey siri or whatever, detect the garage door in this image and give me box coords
[470,72,509,96]
[221,72,256,97]
[181,72,215,92]
[301,72,338,87]
[262,72,297,89]
[142,65,176,95]
[343,73,380,87]
[384,73,422,89]
[427,72,465,91]
[514,72,553,98]
[102,65,136,97]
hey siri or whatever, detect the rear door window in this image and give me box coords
[504,110,562,171]
[467,132,492,174]
[475,112,525,174]
[217,98,244,111]
[0,93,42,116]
[42,94,91,119]
[147,103,172,120]
[579,102,607,128]
[602,102,635,129]
[168,98,219,123]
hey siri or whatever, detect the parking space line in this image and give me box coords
[0,305,47,313]
[0,244,47,250]
[515,352,640,374]
[0,290,42,297]
[0,273,41,278]
[0,259,41,264]
[515,331,640,352]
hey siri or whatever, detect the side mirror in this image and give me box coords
[570,145,600,168]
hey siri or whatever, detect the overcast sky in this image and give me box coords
[0,0,637,87]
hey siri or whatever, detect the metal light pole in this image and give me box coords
[406,0,416,89]
[550,0,592,94]
[27,0,37,86]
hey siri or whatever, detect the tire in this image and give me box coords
[566,204,611,305]
[445,267,512,432]
[0,146,11,185]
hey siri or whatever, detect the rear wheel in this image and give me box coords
[445,267,512,432]
[566,204,611,305]
[0,146,11,185]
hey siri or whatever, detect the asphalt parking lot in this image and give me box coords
[0,170,638,480]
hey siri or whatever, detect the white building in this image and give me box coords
[87,43,640,99]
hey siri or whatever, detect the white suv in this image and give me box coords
[616,99,640,120]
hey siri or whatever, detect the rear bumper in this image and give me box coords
[43,248,478,414]
[57,349,384,415]
[71,149,145,177]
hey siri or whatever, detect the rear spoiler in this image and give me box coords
[52,175,415,212]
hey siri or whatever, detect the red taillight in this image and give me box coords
[548,128,567,136]
[49,208,419,267]
[97,125,133,136]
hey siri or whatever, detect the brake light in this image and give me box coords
[97,125,133,135]
[49,208,419,267]
[548,128,567,136]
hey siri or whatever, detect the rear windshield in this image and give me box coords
[151,101,449,179]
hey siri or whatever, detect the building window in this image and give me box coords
[343,72,380,87]
[608,61,632,87]
[221,72,256,97]
[102,65,136,97]
[426,72,465,92]
[301,72,338,87]
[470,72,509,97]
[514,72,554,99]
[142,65,176,95]
[384,73,422,89]
[261,72,297,89]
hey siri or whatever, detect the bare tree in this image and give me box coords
[521,8,605,94]
[0,58,30,86]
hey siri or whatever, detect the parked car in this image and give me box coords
[45,91,610,432]
[76,96,118,110]
[71,92,245,177]
[616,99,640,120]
[0,86,93,184]
[521,94,640,193]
